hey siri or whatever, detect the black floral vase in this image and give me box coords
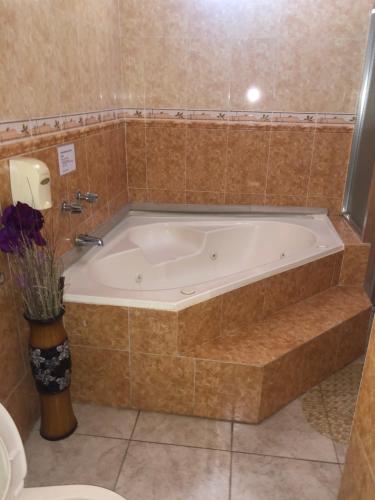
[27,309,77,440]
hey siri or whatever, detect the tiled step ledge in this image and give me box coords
[330,216,370,287]
[66,286,371,425]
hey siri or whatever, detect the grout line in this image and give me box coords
[192,358,196,410]
[129,436,231,453]
[128,309,133,405]
[113,410,141,491]
[305,123,318,206]
[223,117,229,204]
[30,423,342,467]
[143,115,148,196]
[124,120,129,196]
[228,420,234,500]
[263,123,272,202]
[231,449,340,466]
[183,113,187,203]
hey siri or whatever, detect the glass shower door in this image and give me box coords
[343,9,375,235]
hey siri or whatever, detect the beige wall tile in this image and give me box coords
[265,195,306,207]
[275,35,365,113]
[144,37,188,109]
[339,425,375,500]
[71,346,130,407]
[0,160,12,209]
[186,37,231,110]
[339,318,375,497]
[308,131,353,199]
[65,303,129,350]
[280,0,373,41]
[1,0,372,120]
[0,263,26,401]
[222,281,266,335]
[147,189,186,204]
[224,193,265,205]
[194,360,263,423]
[339,245,371,286]
[186,191,225,204]
[186,127,227,192]
[142,0,189,38]
[129,308,178,355]
[118,0,145,39]
[355,331,375,477]
[178,296,222,354]
[226,128,270,194]
[259,348,305,420]
[119,36,145,108]
[267,129,315,196]
[3,375,39,441]
[335,312,370,371]
[130,353,194,414]
[146,124,186,191]
[229,38,276,111]
[306,196,343,215]
[126,122,147,188]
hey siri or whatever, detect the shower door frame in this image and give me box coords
[342,8,375,238]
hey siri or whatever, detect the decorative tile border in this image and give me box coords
[0,107,356,144]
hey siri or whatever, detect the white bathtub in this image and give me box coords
[64,211,344,310]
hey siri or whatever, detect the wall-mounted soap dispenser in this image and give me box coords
[9,157,52,210]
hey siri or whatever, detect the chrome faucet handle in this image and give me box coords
[76,191,99,203]
[61,201,83,214]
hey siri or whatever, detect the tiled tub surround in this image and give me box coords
[64,216,371,423]
[0,112,366,440]
[1,115,354,216]
[0,119,128,440]
[0,112,356,442]
[0,120,128,256]
[125,117,354,215]
[1,0,373,121]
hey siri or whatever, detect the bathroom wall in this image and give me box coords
[0,0,372,216]
[0,120,128,439]
[0,0,122,121]
[126,118,353,213]
[0,0,373,439]
[1,0,373,122]
[339,319,375,498]
[0,249,39,440]
[119,0,373,113]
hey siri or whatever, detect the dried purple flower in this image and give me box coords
[0,202,46,253]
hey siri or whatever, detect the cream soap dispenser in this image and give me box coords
[9,157,52,210]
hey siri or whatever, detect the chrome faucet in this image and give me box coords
[76,191,99,203]
[75,234,104,247]
[61,201,83,214]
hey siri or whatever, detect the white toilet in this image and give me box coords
[0,404,126,500]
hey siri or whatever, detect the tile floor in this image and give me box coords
[25,383,345,500]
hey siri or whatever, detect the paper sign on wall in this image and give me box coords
[57,144,76,176]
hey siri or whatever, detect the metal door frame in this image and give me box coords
[342,8,375,239]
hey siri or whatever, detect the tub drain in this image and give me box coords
[135,273,143,283]
[180,289,196,296]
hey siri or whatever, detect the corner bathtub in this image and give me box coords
[64,211,344,311]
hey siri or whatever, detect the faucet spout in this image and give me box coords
[75,234,104,247]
